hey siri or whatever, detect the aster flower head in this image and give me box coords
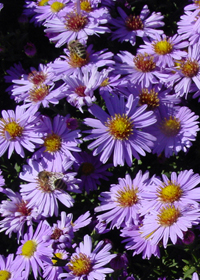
[121,224,160,260]
[84,94,156,167]
[0,188,40,239]
[114,50,168,87]
[165,43,200,98]
[140,170,200,215]
[0,254,24,280]
[20,158,80,217]
[73,151,112,193]
[146,104,199,157]
[62,65,105,112]
[95,171,150,228]
[59,234,116,280]
[110,5,164,46]
[44,1,110,48]
[140,203,200,248]
[0,105,44,158]
[33,114,81,163]
[14,220,53,279]
[138,33,188,68]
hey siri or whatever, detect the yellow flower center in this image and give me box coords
[134,53,156,72]
[116,186,138,207]
[180,59,199,77]
[153,40,173,55]
[44,133,61,153]
[139,88,159,110]
[194,1,200,7]
[21,240,37,258]
[160,116,181,137]
[80,0,92,12]
[29,85,49,103]
[158,182,183,203]
[68,253,91,276]
[105,114,133,140]
[65,12,88,32]
[100,78,109,87]
[80,162,95,175]
[52,252,63,265]
[4,121,23,138]
[28,71,47,86]
[51,1,65,12]
[68,53,89,68]
[38,0,49,6]
[158,205,180,226]
[125,15,144,31]
[0,270,11,280]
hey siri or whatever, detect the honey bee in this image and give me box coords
[68,40,87,59]
[38,170,66,191]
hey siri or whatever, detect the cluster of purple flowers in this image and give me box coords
[1,0,200,279]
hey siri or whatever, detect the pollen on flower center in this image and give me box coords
[158,182,183,203]
[134,53,156,72]
[105,113,134,140]
[158,205,180,226]
[44,133,61,153]
[75,85,86,97]
[17,200,32,216]
[4,121,23,138]
[100,78,109,87]
[68,53,89,68]
[116,186,138,207]
[180,59,199,77]
[21,240,37,258]
[68,253,92,276]
[125,15,144,31]
[160,116,181,137]
[139,88,159,110]
[28,70,47,86]
[0,270,11,280]
[65,12,88,32]
[38,0,49,6]
[80,0,92,12]
[51,1,65,12]
[153,40,173,55]
[29,85,49,102]
[80,162,95,175]
[52,252,63,265]
[51,228,63,240]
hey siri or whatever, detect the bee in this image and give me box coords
[38,170,66,191]
[68,40,87,59]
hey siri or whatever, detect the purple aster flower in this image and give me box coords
[43,248,69,280]
[0,169,5,187]
[0,3,3,11]
[110,253,128,270]
[62,65,105,112]
[165,43,200,98]
[137,34,188,68]
[0,188,40,239]
[44,2,110,48]
[20,158,80,217]
[24,42,37,57]
[59,234,116,280]
[110,5,164,46]
[114,51,168,87]
[0,105,44,158]
[51,45,114,80]
[140,204,200,248]
[0,254,24,280]
[44,211,91,249]
[84,94,156,166]
[140,170,200,215]
[182,229,195,245]
[73,151,112,193]
[33,114,81,163]
[145,104,199,157]
[14,220,53,279]
[121,224,160,259]
[66,117,79,130]
[192,272,199,280]
[95,171,150,228]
